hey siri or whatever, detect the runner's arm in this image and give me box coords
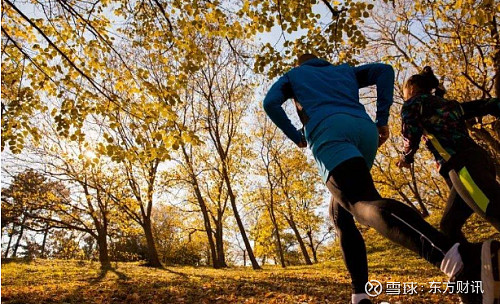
[460,97,500,120]
[263,75,302,145]
[353,63,395,127]
[401,101,424,164]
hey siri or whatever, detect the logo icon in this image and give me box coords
[365,280,383,297]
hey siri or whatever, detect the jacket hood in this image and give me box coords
[300,58,331,67]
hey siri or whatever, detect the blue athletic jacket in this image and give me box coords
[263,59,395,144]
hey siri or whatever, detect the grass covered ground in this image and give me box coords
[2,242,465,303]
[5,215,498,304]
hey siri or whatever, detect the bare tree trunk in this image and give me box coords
[306,229,318,263]
[97,229,111,269]
[180,143,220,268]
[269,205,286,268]
[286,215,312,265]
[206,247,211,266]
[222,170,260,269]
[4,223,15,258]
[40,225,49,258]
[215,218,227,268]
[195,186,219,268]
[13,216,26,257]
[143,218,162,267]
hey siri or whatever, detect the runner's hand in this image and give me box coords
[377,125,390,147]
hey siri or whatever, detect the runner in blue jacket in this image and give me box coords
[273,55,392,304]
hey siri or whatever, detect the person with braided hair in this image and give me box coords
[397,66,500,242]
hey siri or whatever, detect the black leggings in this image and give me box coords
[327,157,454,269]
[440,186,473,244]
[329,199,368,294]
[440,147,500,242]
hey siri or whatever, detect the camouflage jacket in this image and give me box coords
[401,94,478,167]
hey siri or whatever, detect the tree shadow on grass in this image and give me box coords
[4,271,352,304]
[135,261,193,278]
[159,267,190,278]
[104,270,353,304]
[90,266,130,283]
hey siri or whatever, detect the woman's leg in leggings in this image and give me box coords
[326,157,454,267]
[329,198,368,294]
[440,185,474,244]
[448,151,500,232]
